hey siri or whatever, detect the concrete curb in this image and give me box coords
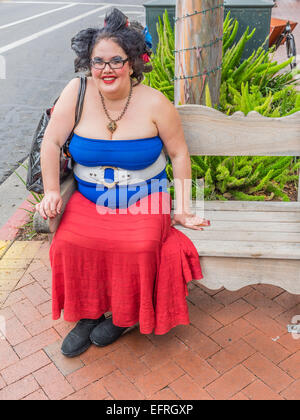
[0,194,34,240]
[0,157,37,240]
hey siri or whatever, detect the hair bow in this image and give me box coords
[141,53,151,63]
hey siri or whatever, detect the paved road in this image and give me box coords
[0,0,146,185]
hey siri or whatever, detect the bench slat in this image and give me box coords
[176,230,300,243]
[190,239,300,259]
[177,220,300,233]
[176,106,300,156]
[197,210,300,222]
[191,200,300,212]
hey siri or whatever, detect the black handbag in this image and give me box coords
[26,75,87,194]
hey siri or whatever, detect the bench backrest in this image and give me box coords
[175,106,300,201]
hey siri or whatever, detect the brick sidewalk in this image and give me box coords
[0,240,299,400]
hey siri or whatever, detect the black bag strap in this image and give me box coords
[52,75,87,124]
[63,75,87,152]
[74,75,87,130]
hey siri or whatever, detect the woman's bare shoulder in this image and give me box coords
[44,77,82,147]
[138,83,162,95]
[138,83,172,106]
[63,76,81,93]
[55,77,81,108]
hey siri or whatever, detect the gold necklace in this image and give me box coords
[98,78,133,134]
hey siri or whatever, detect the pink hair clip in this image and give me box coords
[141,53,150,63]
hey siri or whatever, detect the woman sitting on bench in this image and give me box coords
[35,7,210,358]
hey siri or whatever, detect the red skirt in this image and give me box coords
[49,190,203,335]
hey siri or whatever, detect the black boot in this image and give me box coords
[61,315,106,357]
[90,317,129,347]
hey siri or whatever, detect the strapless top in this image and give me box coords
[69,133,164,170]
[68,133,168,209]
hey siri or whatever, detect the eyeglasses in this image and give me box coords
[90,57,129,70]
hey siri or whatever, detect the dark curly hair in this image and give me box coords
[71,8,153,86]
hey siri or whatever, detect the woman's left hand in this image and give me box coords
[171,212,211,230]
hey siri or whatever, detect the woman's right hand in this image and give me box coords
[35,191,63,220]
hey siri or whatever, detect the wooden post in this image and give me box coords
[174,0,224,106]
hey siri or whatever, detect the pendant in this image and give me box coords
[107,121,117,133]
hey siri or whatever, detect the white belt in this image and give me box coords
[73,150,167,188]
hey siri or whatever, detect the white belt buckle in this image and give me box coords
[92,166,131,188]
[101,166,118,189]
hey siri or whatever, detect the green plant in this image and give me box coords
[142,10,175,102]
[143,10,300,117]
[166,156,300,201]
[144,9,299,202]
[12,162,44,239]
[219,14,300,117]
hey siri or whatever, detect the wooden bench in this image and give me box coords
[33,105,300,294]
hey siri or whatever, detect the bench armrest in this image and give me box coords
[33,173,76,234]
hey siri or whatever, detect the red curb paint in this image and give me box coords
[0,194,35,240]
